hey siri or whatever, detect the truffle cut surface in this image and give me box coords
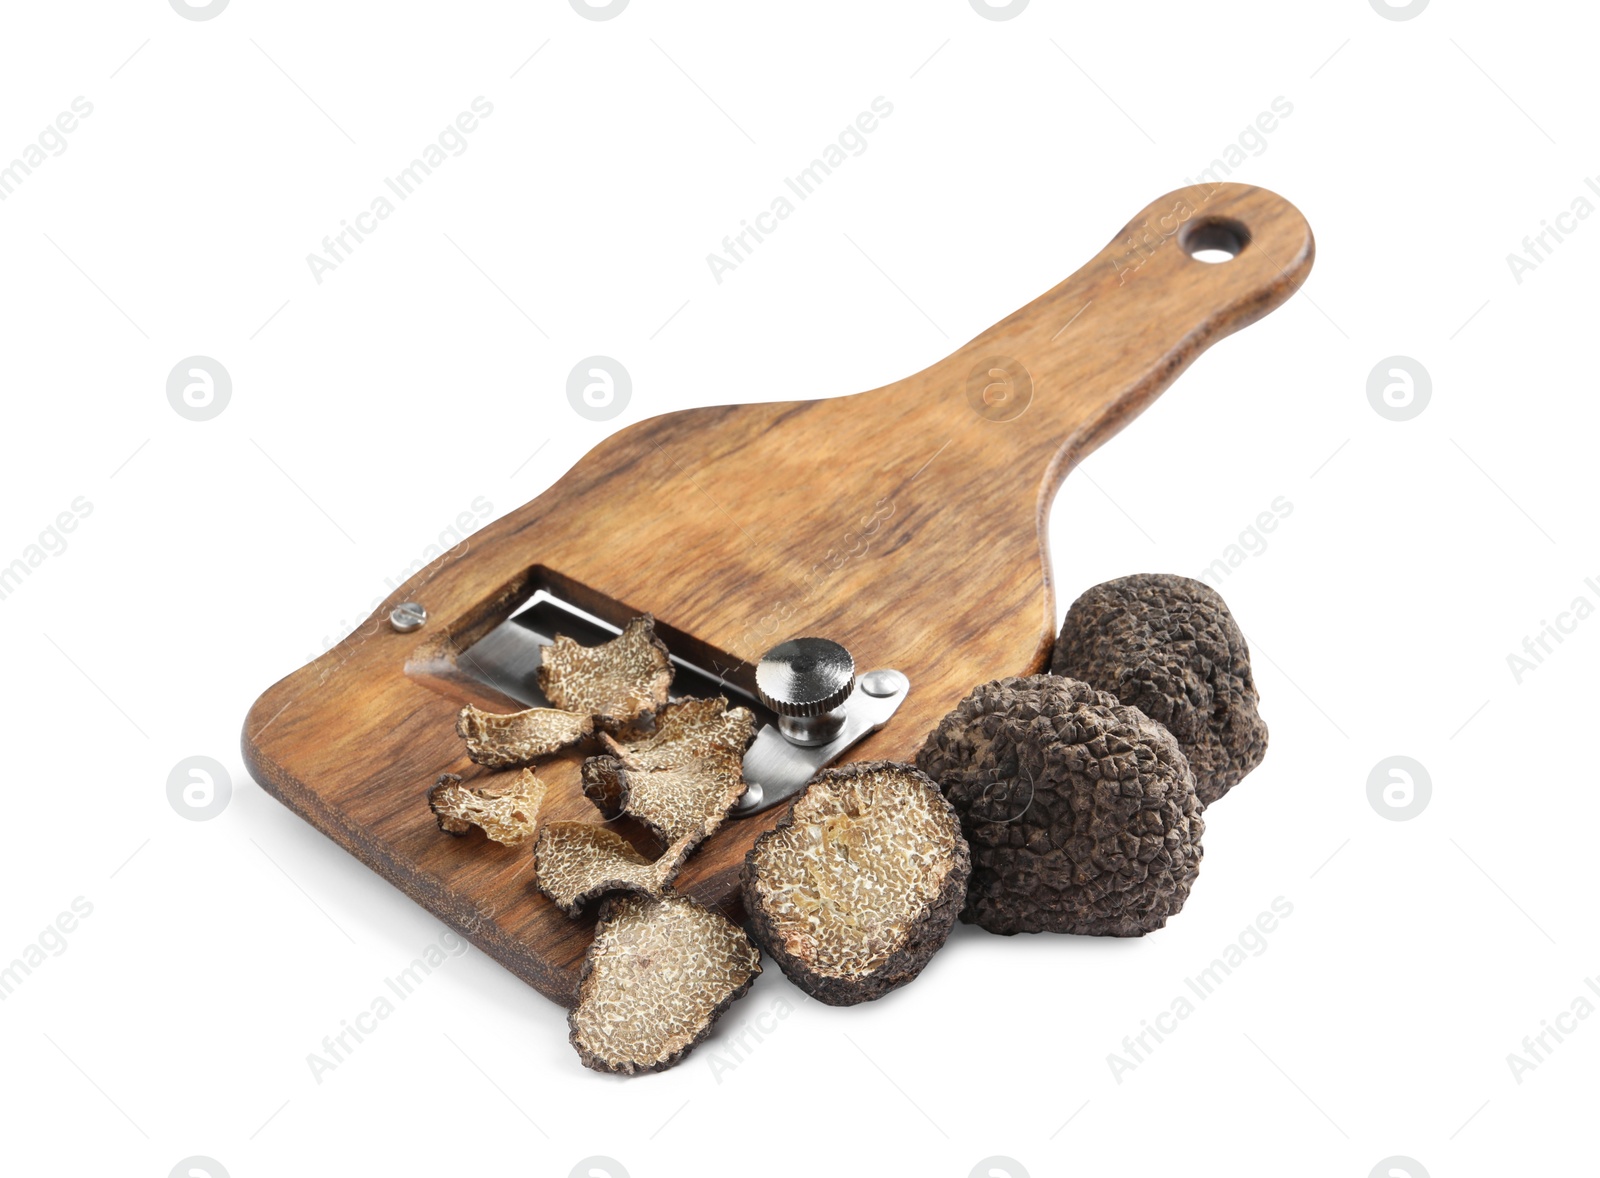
[538,615,673,734]
[533,822,670,917]
[582,745,747,859]
[599,696,757,770]
[742,760,970,1004]
[428,768,546,846]
[582,696,755,873]
[456,705,592,769]
[569,891,761,1074]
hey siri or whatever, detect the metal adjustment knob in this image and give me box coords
[755,637,855,748]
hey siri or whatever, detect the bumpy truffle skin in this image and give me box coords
[916,676,1204,937]
[742,761,970,1006]
[1052,574,1266,806]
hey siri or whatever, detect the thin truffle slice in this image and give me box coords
[569,891,761,1075]
[582,743,748,874]
[581,697,755,872]
[533,822,672,917]
[456,704,593,769]
[598,696,757,770]
[538,615,673,735]
[428,768,547,846]
[917,675,1204,937]
[1052,573,1267,806]
[742,761,970,1006]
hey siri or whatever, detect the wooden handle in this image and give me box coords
[907,183,1315,498]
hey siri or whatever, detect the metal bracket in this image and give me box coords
[733,668,910,816]
[453,590,910,819]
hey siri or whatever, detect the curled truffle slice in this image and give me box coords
[598,696,757,770]
[569,891,761,1075]
[538,615,673,735]
[581,743,747,874]
[917,675,1204,938]
[456,704,593,769]
[1052,573,1266,806]
[742,761,970,1006]
[428,768,546,846]
[533,822,672,918]
[581,697,755,872]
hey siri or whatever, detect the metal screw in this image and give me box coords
[389,601,428,633]
[756,637,855,747]
[859,669,908,698]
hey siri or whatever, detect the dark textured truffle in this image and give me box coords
[741,761,970,1006]
[1052,573,1267,806]
[916,675,1203,937]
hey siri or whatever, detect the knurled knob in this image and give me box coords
[756,637,855,719]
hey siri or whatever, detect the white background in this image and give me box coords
[1,2,1593,1175]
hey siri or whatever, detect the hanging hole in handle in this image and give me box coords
[1181,217,1250,264]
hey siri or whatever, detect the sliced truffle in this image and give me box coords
[581,697,755,872]
[533,822,671,917]
[916,675,1204,937]
[428,768,546,846]
[456,704,592,769]
[598,696,757,769]
[742,761,969,1005]
[569,891,761,1075]
[538,615,673,735]
[1052,573,1267,806]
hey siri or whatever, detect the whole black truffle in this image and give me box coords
[1052,574,1266,807]
[916,676,1203,937]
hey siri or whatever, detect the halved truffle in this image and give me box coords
[742,761,969,1005]
[538,615,673,735]
[456,704,592,769]
[916,675,1203,937]
[533,822,672,917]
[428,768,546,846]
[1052,573,1266,806]
[569,890,761,1075]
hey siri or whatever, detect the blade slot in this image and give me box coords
[456,588,773,724]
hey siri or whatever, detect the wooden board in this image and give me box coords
[242,184,1314,1008]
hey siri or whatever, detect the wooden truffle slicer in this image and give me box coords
[243,183,1314,1008]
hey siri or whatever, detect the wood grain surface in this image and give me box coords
[242,183,1315,1008]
